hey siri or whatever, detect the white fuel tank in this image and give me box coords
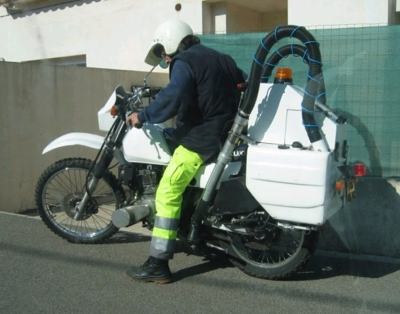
[246,83,345,225]
[96,89,172,165]
[122,125,172,165]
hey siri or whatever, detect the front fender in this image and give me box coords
[42,132,104,154]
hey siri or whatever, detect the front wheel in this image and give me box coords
[35,158,124,243]
[229,226,318,280]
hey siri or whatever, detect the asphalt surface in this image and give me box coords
[1,211,400,314]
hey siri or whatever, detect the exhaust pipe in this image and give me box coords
[112,204,151,228]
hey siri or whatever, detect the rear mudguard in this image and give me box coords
[42,132,104,154]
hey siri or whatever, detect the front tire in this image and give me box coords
[35,158,124,243]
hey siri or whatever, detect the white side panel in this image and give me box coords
[193,161,242,188]
[122,124,171,165]
[42,132,104,154]
[246,143,341,225]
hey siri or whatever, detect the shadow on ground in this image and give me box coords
[291,253,400,281]
[104,231,151,244]
[318,177,400,259]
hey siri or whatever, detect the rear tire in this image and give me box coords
[229,228,318,280]
[35,158,124,243]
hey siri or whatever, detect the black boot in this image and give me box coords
[127,256,172,284]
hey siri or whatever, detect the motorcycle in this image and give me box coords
[35,25,365,280]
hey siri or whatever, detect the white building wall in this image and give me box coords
[1,0,397,71]
[288,0,390,26]
[0,0,203,71]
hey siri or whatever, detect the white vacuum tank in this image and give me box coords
[246,82,347,225]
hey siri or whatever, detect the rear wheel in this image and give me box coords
[35,158,124,243]
[229,224,318,280]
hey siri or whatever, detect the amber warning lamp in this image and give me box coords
[274,67,293,84]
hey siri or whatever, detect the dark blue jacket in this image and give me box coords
[139,43,244,162]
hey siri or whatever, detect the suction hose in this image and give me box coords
[240,25,324,143]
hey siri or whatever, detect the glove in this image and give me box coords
[126,112,143,129]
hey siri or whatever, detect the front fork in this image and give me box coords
[73,177,99,220]
[73,145,115,220]
[73,119,127,220]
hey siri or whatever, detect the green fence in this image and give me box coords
[200,25,400,177]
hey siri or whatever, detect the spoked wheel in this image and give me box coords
[35,158,124,243]
[229,224,318,280]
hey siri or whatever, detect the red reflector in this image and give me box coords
[353,163,367,177]
[236,82,247,92]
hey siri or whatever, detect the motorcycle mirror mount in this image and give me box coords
[144,64,157,87]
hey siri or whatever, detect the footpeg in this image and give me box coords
[187,223,201,245]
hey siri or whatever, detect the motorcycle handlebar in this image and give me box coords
[131,85,161,98]
[115,85,162,127]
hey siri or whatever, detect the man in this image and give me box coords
[126,19,244,283]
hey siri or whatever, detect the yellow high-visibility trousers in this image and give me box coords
[150,145,203,260]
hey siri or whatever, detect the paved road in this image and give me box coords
[1,211,400,314]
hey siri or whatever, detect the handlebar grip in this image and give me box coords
[116,85,128,100]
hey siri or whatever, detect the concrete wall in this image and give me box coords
[226,3,262,33]
[0,61,168,212]
[261,10,287,32]
[288,0,391,26]
[226,3,287,33]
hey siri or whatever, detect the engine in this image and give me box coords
[112,163,164,229]
[118,163,163,196]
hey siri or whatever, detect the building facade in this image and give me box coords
[0,0,399,71]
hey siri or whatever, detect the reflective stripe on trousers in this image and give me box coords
[150,145,203,260]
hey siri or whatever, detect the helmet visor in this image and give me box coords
[144,43,164,66]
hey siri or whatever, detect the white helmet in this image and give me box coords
[145,19,193,66]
